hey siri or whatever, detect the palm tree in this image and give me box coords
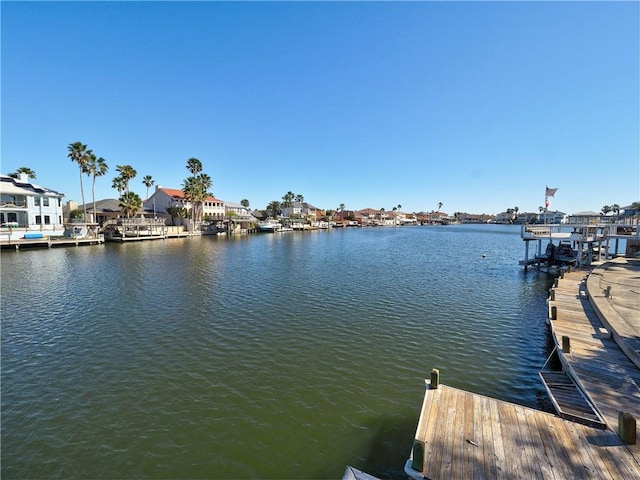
[119,192,142,218]
[186,158,203,176]
[601,205,612,216]
[295,194,304,204]
[112,176,126,195]
[85,154,108,224]
[9,167,36,179]
[282,191,294,208]
[116,165,137,194]
[266,200,282,218]
[437,202,443,212]
[142,175,155,200]
[68,141,93,220]
[240,199,250,208]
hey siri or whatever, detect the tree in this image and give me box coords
[612,204,620,220]
[186,158,203,176]
[240,198,250,208]
[68,141,93,221]
[437,202,443,212]
[266,200,282,218]
[116,165,137,194]
[282,191,294,207]
[142,175,155,200]
[295,194,304,204]
[112,176,126,195]
[85,154,108,224]
[9,167,36,179]
[119,192,142,217]
[601,205,612,216]
[182,159,213,224]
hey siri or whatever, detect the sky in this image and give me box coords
[2,1,638,216]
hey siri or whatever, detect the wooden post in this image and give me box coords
[550,305,557,320]
[605,286,612,298]
[430,368,440,389]
[411,439,425,472]
[618,412,637,444]
[562,336,570,353]
[550,289,556,301]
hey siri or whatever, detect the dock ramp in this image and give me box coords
[539,371,606,429]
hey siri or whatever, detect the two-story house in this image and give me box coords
[0,173,66,234]
[143,186,225,223]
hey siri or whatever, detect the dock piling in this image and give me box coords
[430,368,440,389]
[618,412,637,444]
[562,335,571,353]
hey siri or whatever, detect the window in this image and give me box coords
[36,215,42,224]
[43,197,50,207]
[44,216,51,225]
[34,197,41,206]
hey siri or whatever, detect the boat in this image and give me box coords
[257,218,281,232]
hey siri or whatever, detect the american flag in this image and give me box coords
[545,187,558,197]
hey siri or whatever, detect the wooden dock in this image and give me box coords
[406,383,639,480]
[0,236,104,250]
[406,259,640,479]
[548,266,640,457]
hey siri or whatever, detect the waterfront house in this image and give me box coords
[0,173,66,238]
[143,186,225,224]
[66,199,124,225]
[281,202,320,221]
[496,211,516,223]
[568,211,601,224]
[537,210,568,224]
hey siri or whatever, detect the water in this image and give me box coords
[1,224,555,479]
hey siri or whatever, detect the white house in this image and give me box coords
[537,210,568,224]
[281,202,320,220]
[143,186,225,222]
[0,173,66,236]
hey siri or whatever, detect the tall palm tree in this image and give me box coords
[187,158,203,176]
[68,141,93,220]
[437,202,443,212]
[112,176,126,195]
[85,154,108,224]
[9,167,36,179]
[240,198,250,208]
[601,205,611,216]
[116,165,137,194]
[282,191,294,207]
[142,175,155,200]
[295,194,304,204]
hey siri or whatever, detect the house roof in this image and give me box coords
[158,187,223,203]
[1,174,65,197]
[78,199,122,213]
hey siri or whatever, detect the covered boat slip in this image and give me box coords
[519,223,640,271]
[405,383,639,480]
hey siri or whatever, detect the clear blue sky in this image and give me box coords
[2,1,638,215]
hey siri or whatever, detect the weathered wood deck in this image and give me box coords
[407,383,640,480]
[548,268,640,460]
[0,236,104,250]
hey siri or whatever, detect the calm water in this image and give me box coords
[1,224,555,479]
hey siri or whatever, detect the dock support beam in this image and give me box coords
[562,336,571,353]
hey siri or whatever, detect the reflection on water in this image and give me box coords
[1,225,554,478]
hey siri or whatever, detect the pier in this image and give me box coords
[0,235,104,250]
[519,223,640,271]
[405,257,640,479]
